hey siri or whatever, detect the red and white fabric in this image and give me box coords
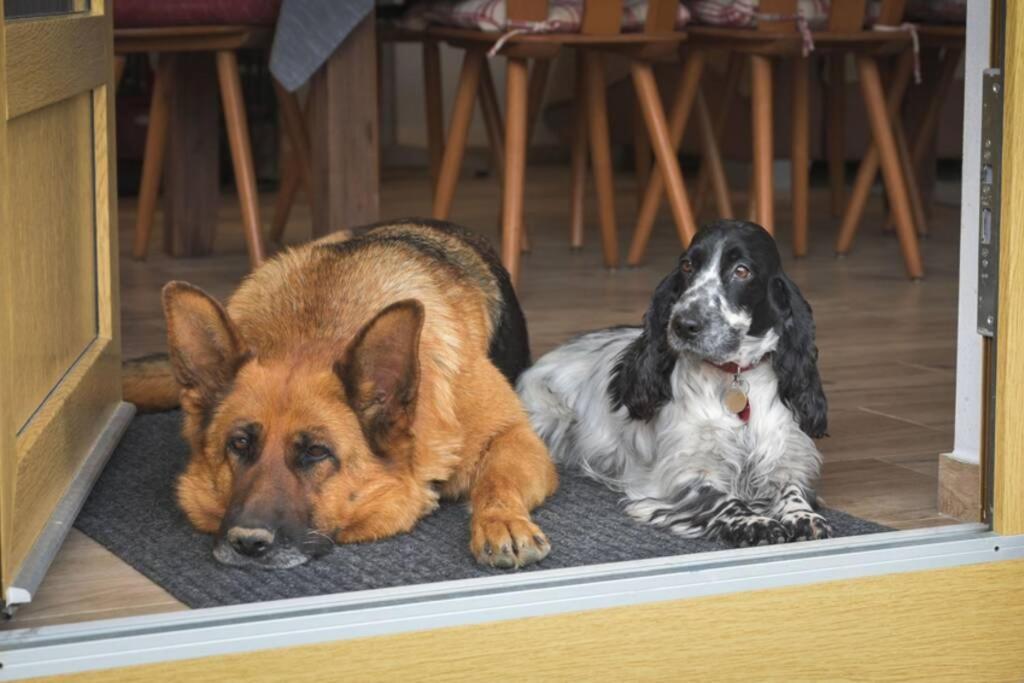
[113,0,281,28]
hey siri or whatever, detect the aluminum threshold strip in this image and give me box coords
[0,523,1008,680]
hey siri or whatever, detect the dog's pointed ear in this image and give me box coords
[337,300,424,456]
[609,267,682,421]
[163,281,246,406]
[769,274,828,438]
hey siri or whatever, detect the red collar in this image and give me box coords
[706,359,761,375]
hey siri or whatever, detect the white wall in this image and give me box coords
[950,0,992,466]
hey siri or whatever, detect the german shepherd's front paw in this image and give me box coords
[471,513,551,568]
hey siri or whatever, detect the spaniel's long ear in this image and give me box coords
[769,274,828,438]
[609,268,682,421]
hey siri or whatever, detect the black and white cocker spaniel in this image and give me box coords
[517,220,831,546]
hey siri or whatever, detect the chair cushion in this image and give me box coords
[400,0,690,33]
[114,0,281,28]
[686,0,830,29]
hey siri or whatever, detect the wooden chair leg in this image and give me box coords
[271,80,313,245]
[569,51,588,250]
[892,46,963,235]
[423,40,445,190]
[632,61,699,254]
[695,54,742,217]
[855,55,923,278]
[216,50,266,269]
[633,95,652,209]
[827,54,847,217]
[516,59,551,253]
[750,54,774,234]
[791,56,810,257]
[893,112,929,236]
[114,55,127,91]
[627,52,704,266]
[132,56,173,260]
[836,51,914,255]
[526,59,551,143]
[583,50,619,268]
[502,56,530,287]
[433,49,484,220]
[478,58,530,252]
[695,86,732,219]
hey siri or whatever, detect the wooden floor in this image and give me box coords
[4,164,963,630]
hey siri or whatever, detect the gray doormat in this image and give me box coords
[75,411,890,609]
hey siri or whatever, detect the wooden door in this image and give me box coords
[0,0,130,609]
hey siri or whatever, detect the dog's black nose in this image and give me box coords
[672,315,702,339]
[227,527,274,557]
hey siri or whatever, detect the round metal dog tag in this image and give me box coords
[722,377,749,414]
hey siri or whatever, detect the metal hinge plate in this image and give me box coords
[978,69,1003,338]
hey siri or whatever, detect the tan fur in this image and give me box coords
[136,222,557,568]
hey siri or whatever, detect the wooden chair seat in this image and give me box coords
[915,24,965,47]
[426,25,687,59]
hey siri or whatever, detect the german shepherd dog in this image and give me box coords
[126,221,558,569]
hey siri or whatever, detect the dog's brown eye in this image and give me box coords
[301,445,333,467]
[228,435,250,455]
[681,259,693,274]
[734,265,751,280]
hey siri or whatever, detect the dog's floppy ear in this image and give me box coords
[609,268,682,421]
[163,281,247,409]
[337,299,424,457]
[769,274,828,438]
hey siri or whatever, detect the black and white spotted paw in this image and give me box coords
[722,516,790,547]
[782,512,833,541]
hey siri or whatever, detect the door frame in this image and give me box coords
[4,3,1024,681]
[0,0,134,609]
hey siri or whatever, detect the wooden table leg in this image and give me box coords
[162,53,219,257]
[308,13,380,236]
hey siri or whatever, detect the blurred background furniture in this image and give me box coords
[424,0,704,285]
[684,0,925,278]
[110,0,966,281]
[114,0,284,268]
